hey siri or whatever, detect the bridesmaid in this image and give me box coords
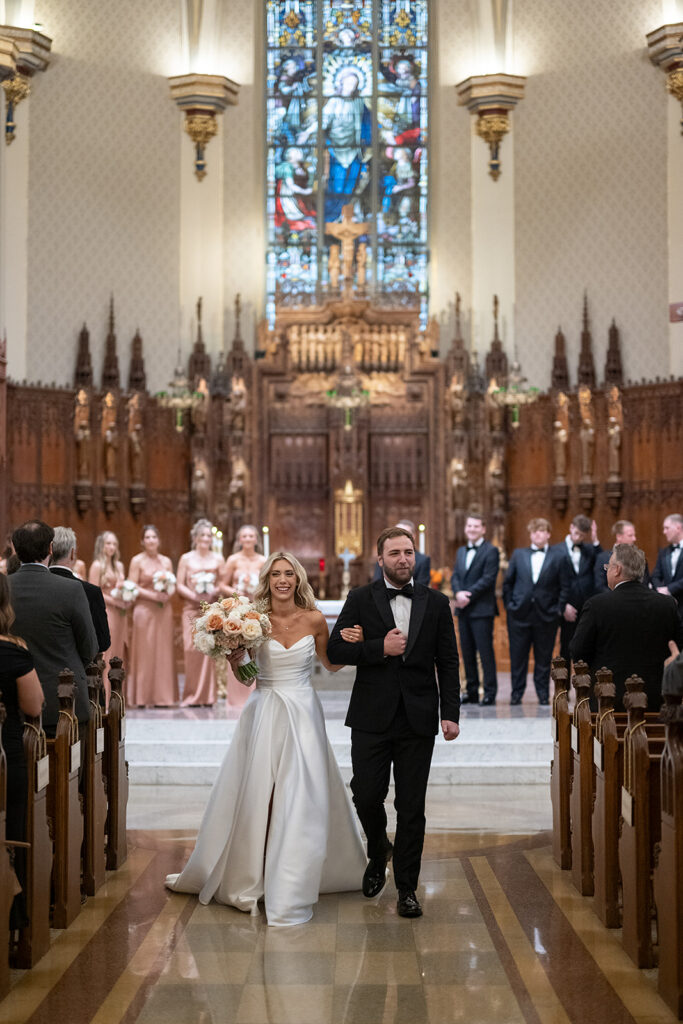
[219,524,266,708]
[177,519,223,707]
[89,531,128,706]
[127,524,178,707]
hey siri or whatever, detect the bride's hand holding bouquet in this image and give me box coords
[192,595,272,683]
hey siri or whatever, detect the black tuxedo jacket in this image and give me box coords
[593,548,651,593]
[328,579,460,736]
[556,540,601,610]
[652,544,683,615]
[372,551,431,587]
[9,564,98,729]
[450,541,499,619]
[570,580,683,709]
[502,545,567,624]
[49,566,111,653]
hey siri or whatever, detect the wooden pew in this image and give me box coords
[104,656,128,871]
[619,675,666,969]
[550,656,572,869]
[83,661,107,897]
[14,712,52,969]
[0,698,11,1001]
[46,672,84,929]
[654,694,683,1017]
[570,661,595,896]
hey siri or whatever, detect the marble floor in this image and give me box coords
[4,777,679,1024]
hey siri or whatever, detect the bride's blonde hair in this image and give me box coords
[254,551,316,611]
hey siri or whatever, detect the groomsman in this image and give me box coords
[652,513,683,621]
[451,513,499,705]
[503,518,567,705]
[594,520,649,593]
[556,514,601,665]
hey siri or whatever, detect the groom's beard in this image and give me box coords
[382,564,414,588]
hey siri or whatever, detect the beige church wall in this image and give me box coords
[25,0,182,391]
[513,0,669,387]
[430,0,474,346]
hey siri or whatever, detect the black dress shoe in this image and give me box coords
[397,890,423,918]
[362,842,393,898]
[510,696,522,705]
[538,698,549,705]
[461,694,479,705]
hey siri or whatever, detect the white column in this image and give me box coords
[667,96,683,377]
[0,84,29,380]
[178,113,225,353]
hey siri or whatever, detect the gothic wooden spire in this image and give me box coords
[128,328,147,392]
[603,318,623,386]
[226,293,249,379]
[74,323,93,388]
[447,292,468,380]
[101,296,120,389]
[485,294,508,384]
[551,326,569,391]
[577,292,596,388]
[188,296,212,386]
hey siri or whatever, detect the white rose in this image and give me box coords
[237,595,250,605]
[227,609,243,625]
[242,619,262,641]
[194,632,216,655]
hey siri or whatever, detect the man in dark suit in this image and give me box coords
[329,527,460,918]
[570,544,682,710]
[8,520,98,736]
[556,513,601,665]
[451,512,499,705]
[372,519,430,586]
[49,526,111,654]
[503,517,567,705]
[594,520,650,593]
[652,513,683,622]
[663,641,683,697]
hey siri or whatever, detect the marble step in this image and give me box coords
[125,716,553,786]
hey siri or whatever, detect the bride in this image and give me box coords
[165,551,368,926]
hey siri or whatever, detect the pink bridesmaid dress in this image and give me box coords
[127,560,178,707]
[181,568,217,707]
[100,566,130,670]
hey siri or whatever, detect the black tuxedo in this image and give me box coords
[373,551,431,587]
[570,580,683,710]
[450,540,499,701]
[652,544,683,620]
[8,564,98,733]
[593,549,651,593]
[328,579,459,890]
[503,545,567,702]
[556,539,601,664]
[49,566,111,654]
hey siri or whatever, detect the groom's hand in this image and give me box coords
[441,720,459,741]
[384,627,407,656]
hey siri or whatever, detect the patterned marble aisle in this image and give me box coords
[3,820,677,1024]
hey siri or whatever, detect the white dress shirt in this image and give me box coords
[672,543,681,576]
[385,577,413,637]
[465,538,483,571]
[530,546,547,585]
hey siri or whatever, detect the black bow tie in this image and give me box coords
[671,544,680,551]
[467,545,477,552]
[572,543,582,552]
[530,546,546,554]
[388,584,413,600]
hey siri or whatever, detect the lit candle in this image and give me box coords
[262,526,270,558]
[418,523,426,554]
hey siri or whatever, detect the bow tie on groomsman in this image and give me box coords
[572,543,582,551]
[530,546,547,553]
[388,584,414,600]
[467,545,478,552]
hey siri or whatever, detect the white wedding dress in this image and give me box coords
[165,634,367,926]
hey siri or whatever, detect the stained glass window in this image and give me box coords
[265,1,429,326]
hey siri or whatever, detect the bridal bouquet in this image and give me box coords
[193,570,217,595]
[111,579,139,604]
[152,570,176,595]
[192,596,271,683]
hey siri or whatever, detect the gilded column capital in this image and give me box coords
[647,22,683,132]
[0,26,52,144]
[168,73,240,181]
[456,74,526,181]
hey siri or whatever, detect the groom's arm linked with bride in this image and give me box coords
[327,527,460,918]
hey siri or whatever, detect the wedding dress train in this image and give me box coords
[165,634,367,926]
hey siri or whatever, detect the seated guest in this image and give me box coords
[451,513,499,705]
[663,641,683,697]
[0,573,44,931]
[50,526,111,655]
[557,514,601,665]
[570,544,683,711]
[594,520,650,592]
[8,520,98,737]
[652,513,683,621]
[503,518,567,705]
[373,519,430,587]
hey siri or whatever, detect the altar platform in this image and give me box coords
[125,669,552,787]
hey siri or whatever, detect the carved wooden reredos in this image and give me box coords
[1,291,682,596]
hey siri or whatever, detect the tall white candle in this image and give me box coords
[418,523,426,554]
[262,526,270,558]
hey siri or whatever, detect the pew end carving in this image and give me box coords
[46,672,83,930]
[84,661,107,896]
[15,712,52,969]
[550,656,572,870]
[570,661,595,896]
[104,656,128,870]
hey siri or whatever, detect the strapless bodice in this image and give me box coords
[255,635,315,689]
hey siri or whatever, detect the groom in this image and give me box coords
[328,526,460,917]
